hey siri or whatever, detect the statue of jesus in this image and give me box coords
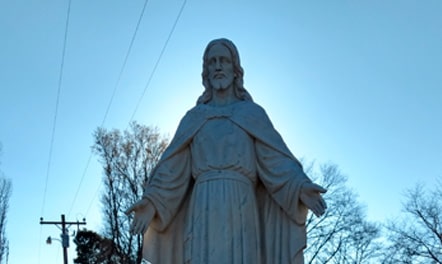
[126,38,327,264]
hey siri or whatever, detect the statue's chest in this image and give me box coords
[194,118,245,147]
[191,118,253,166]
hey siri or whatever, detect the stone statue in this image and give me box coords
[126,38,327,264]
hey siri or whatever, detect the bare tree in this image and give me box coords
[0,144,12,264]
[382,181,442,264]
[304,162,382,264]
[92,122,168,263]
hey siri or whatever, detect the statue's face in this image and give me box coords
[206,44,235,91]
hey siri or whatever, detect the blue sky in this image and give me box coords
[1,1,441,263]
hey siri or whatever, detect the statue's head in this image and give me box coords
[197,38,252,104]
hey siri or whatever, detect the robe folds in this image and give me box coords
[142,100,311,264]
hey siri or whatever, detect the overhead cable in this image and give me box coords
[67,0,150,218]
[85,0,188,219]
[39,2,73,264]
[41,0,72,218]
[129,0,187,122]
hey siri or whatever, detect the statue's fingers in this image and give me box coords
[137,221,148,235]
[318,204,326,216]
[132,221,141,235]
[307,201,319,216]
[131,218,142,234]
[141,222,148,235]
[313,203,322,217]
[319,197,327,210]
[125,204,138,215]
[313,201,325,217]
[312,183,327,193]
[313,208,321,217]
[304,182,327,194]
[126,199,147,215]
[129,219,137,234]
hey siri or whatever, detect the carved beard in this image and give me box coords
[210,75,234,91]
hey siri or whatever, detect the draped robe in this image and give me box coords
[141,100,311,264]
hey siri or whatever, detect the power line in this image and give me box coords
[67,0,150,218]
[85,180,102,217]
[129,0,187,122]
[67,154,92,216]
[39,1,73,263]
[99,0,150,127]
[84,0,188,219]
[41,0,72,218]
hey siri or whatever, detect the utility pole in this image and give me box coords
[40,214,87,264]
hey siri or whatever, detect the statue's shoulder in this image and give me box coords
[177,105,204,132]
[179,104,204,122]
[184,104,206,117]
[165,105,207,151]
[235,100,269,119]
[177,105,206,133]
[243,100,265,111]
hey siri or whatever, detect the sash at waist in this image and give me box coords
[195,170,254,186]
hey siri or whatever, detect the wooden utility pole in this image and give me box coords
[40,214,87,264]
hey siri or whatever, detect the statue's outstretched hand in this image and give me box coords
[125,198,155,235]
[300,182,327,217]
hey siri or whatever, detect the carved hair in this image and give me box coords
[197,38,253,105]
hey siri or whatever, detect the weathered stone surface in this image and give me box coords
[126,38,327,264]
